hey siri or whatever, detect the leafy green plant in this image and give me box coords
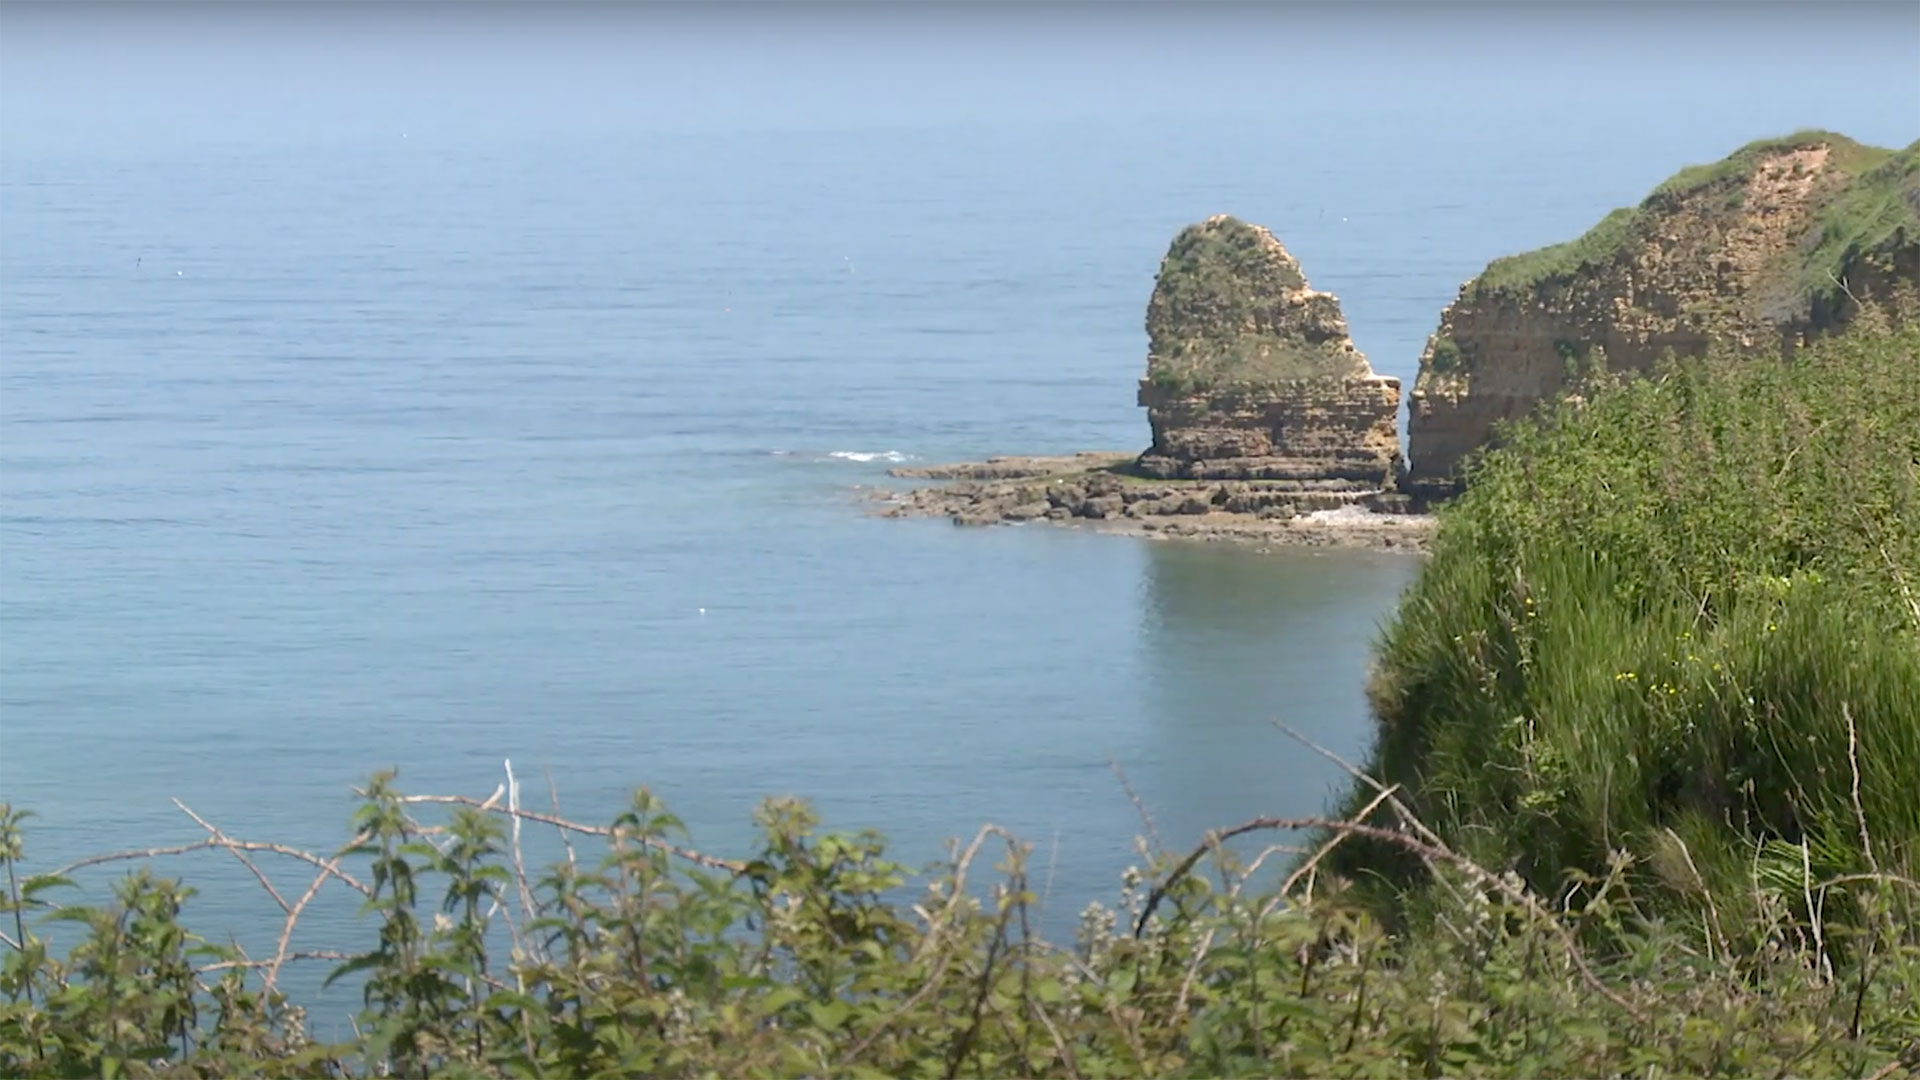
[2,745,1917,1077]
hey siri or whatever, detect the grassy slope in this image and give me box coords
[1332,317,1920,934]
[1467,130,1916,306]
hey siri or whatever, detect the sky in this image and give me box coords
[3,1,1917,155]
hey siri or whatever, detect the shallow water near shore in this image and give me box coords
[5,4,1918,1028]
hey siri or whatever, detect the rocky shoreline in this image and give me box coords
[865,452,1437,554]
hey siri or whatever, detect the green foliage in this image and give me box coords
[1337,318,1920,954]
[1799,140,1920,307]
[1429,335,1466,375]
[1472,206,1642,298]
[1145,216,1369,392]
[1464,130,1914,306]
[4,755,1920,1076]
[1648,130,1887,204]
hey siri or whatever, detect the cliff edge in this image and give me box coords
[1135,215,1404,486]
[1407,131,1920,498]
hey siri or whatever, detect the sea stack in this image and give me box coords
[1135,215,1404,489]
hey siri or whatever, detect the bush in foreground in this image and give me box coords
[1,765,1917,1077]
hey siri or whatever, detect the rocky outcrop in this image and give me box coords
[1407,131,1920,498]
[1135,216,1404,487]
[871,454,1433,553]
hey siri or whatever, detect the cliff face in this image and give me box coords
[1136,215,1403,485]
[1407,132,1920,497]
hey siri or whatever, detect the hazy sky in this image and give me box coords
[3,2,1918,154]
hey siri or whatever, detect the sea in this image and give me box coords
[2,1,1915,1028]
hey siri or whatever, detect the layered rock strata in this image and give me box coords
[1407,131,1920,498]
[1134,215,1405,490]
[869,454,1433,553]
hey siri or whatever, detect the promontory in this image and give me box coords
[1406,130,1918,497]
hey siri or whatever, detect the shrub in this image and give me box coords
[2,762,1918,1077]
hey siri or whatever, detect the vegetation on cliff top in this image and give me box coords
[1334,316,1920,955]
[1145,215,1371,393]
[1467,130,1918,308]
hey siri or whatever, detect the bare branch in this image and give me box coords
[1108,758,1163,855]
[1277,783,1401,907]
[1846,704,1879,876]
[382,793,744,873]
[199,950,352,975]
[264,836,367,997]
[1135,780,1654,1028]
[50,838,369,898]
[505,759,537,950]
[172,799,290,914]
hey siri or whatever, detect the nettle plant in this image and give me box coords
[2,748,1918,1078]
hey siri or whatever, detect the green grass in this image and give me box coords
[1471,206,1642,297]
[1146,216,1370,391]
[1646,129,1885,204]
[1464,130,1913,306]
[1794,139,1920,304]
[1329,316,1920,940]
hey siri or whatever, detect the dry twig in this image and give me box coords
[383,792,744,873]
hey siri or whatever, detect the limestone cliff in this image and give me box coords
[1407,131,1920,497]
[1136,215,1403,485]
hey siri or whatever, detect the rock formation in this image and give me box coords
[1407,131,1920,498]
[869,217,1428,549]
[1134,215,1405,489]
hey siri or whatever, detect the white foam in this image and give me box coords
[827,450,912,464]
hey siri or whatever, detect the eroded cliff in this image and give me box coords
[1135,215,1403,486]
[1407,131,1920,497]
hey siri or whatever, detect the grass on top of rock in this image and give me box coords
[1326,312,1920,961]
[1798,139,1920,304]
[1645,129,1890,204]
[1146,216,1370,392]
[1465,130,1917,309]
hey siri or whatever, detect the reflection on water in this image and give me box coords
[1128,540,1424,855]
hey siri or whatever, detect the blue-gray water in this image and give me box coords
[3,0,1916,1029]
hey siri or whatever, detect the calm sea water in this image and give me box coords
[4,12,1916,1024]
